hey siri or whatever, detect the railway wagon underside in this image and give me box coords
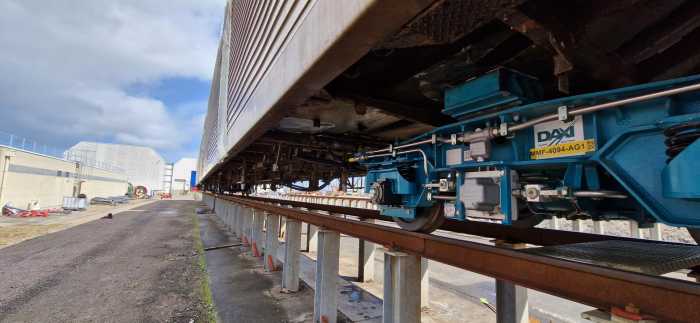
[199,0,700,241]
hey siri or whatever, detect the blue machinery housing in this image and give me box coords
[357,70,700,232]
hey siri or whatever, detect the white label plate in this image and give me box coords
[533,115,584,148]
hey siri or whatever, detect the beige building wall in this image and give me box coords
[0,146,127,209]
[77,165,129,201]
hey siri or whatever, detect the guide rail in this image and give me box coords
[209,193,700,322]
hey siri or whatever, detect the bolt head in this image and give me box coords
[525,187,540,199]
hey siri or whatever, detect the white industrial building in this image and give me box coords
[0,145,128,209]
[171,158,197,194]
[65,142,166,193]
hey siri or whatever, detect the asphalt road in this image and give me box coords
[0,200,209,323]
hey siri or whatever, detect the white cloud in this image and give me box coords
[0,0,225,159]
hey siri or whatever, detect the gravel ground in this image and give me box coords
[0,200,210,323]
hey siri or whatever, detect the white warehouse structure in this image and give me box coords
[65,142,166,193]
[172,158,197,194]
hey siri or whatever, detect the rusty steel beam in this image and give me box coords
[640,28,700,81]
[498,8,640,88]
[213,193,700,323]
[618,0,700,64]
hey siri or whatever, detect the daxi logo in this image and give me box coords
[532,115,584,148]
[537,125,575,145]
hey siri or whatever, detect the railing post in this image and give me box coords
[650,223,662,240]
[358,219,376,282]
[629,221,641,238]
[572,219,583,232]
[549,218,560,230]
[308,224,319,253]
[251,209,264,257]
[242,207,252,247]
[593,221,605,235]
[382,249,421,323]
[314,229,340,323]
[264,212,281,271]
[283,218,302,292]
[495,241,529,323]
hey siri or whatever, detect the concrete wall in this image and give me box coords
[0,146,127,209]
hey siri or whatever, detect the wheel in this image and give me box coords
[508,204,546,228]
[393,203,444,233]
[511,214,545,228]
[688,228,700,244]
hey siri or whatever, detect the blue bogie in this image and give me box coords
[359,71,700,231]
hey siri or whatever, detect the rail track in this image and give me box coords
[208,193,700,323]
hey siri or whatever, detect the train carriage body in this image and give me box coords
[199,0,700,241]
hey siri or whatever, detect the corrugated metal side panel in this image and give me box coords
[198,0,434,183]
[225,0,315,130]
[198,3,231,180]
[198,0,349,181]
[221,0,389,159]
[218,3,232,152]
[198,44,221,178]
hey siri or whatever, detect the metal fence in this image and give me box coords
[63,150,126,174]
[272,192,681,242]
[0,131,64,158]
[0,131,125,174]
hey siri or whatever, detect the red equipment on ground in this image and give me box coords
[2,204,50,217]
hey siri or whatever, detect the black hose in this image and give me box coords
[283,180,331,192]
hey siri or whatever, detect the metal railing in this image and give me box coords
[0,131,64,158]
[0,131,125,174]
[63,151,126,174]
[270,192,678,242]
[275,193,376,210]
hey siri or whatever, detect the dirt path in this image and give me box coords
[0,200,212,323]
[0,199,156,249]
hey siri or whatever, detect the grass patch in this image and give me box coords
[192,213,217,323]
[0,224,63,249]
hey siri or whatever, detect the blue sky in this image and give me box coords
[126,77,213,160]
[0,0,227,162]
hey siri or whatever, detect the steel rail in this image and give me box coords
[213,193,700,322]
[509,82,700,132]
[285,193,371,200]
[245,195,692,248]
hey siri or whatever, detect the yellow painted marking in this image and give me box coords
[530,139,596,160]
